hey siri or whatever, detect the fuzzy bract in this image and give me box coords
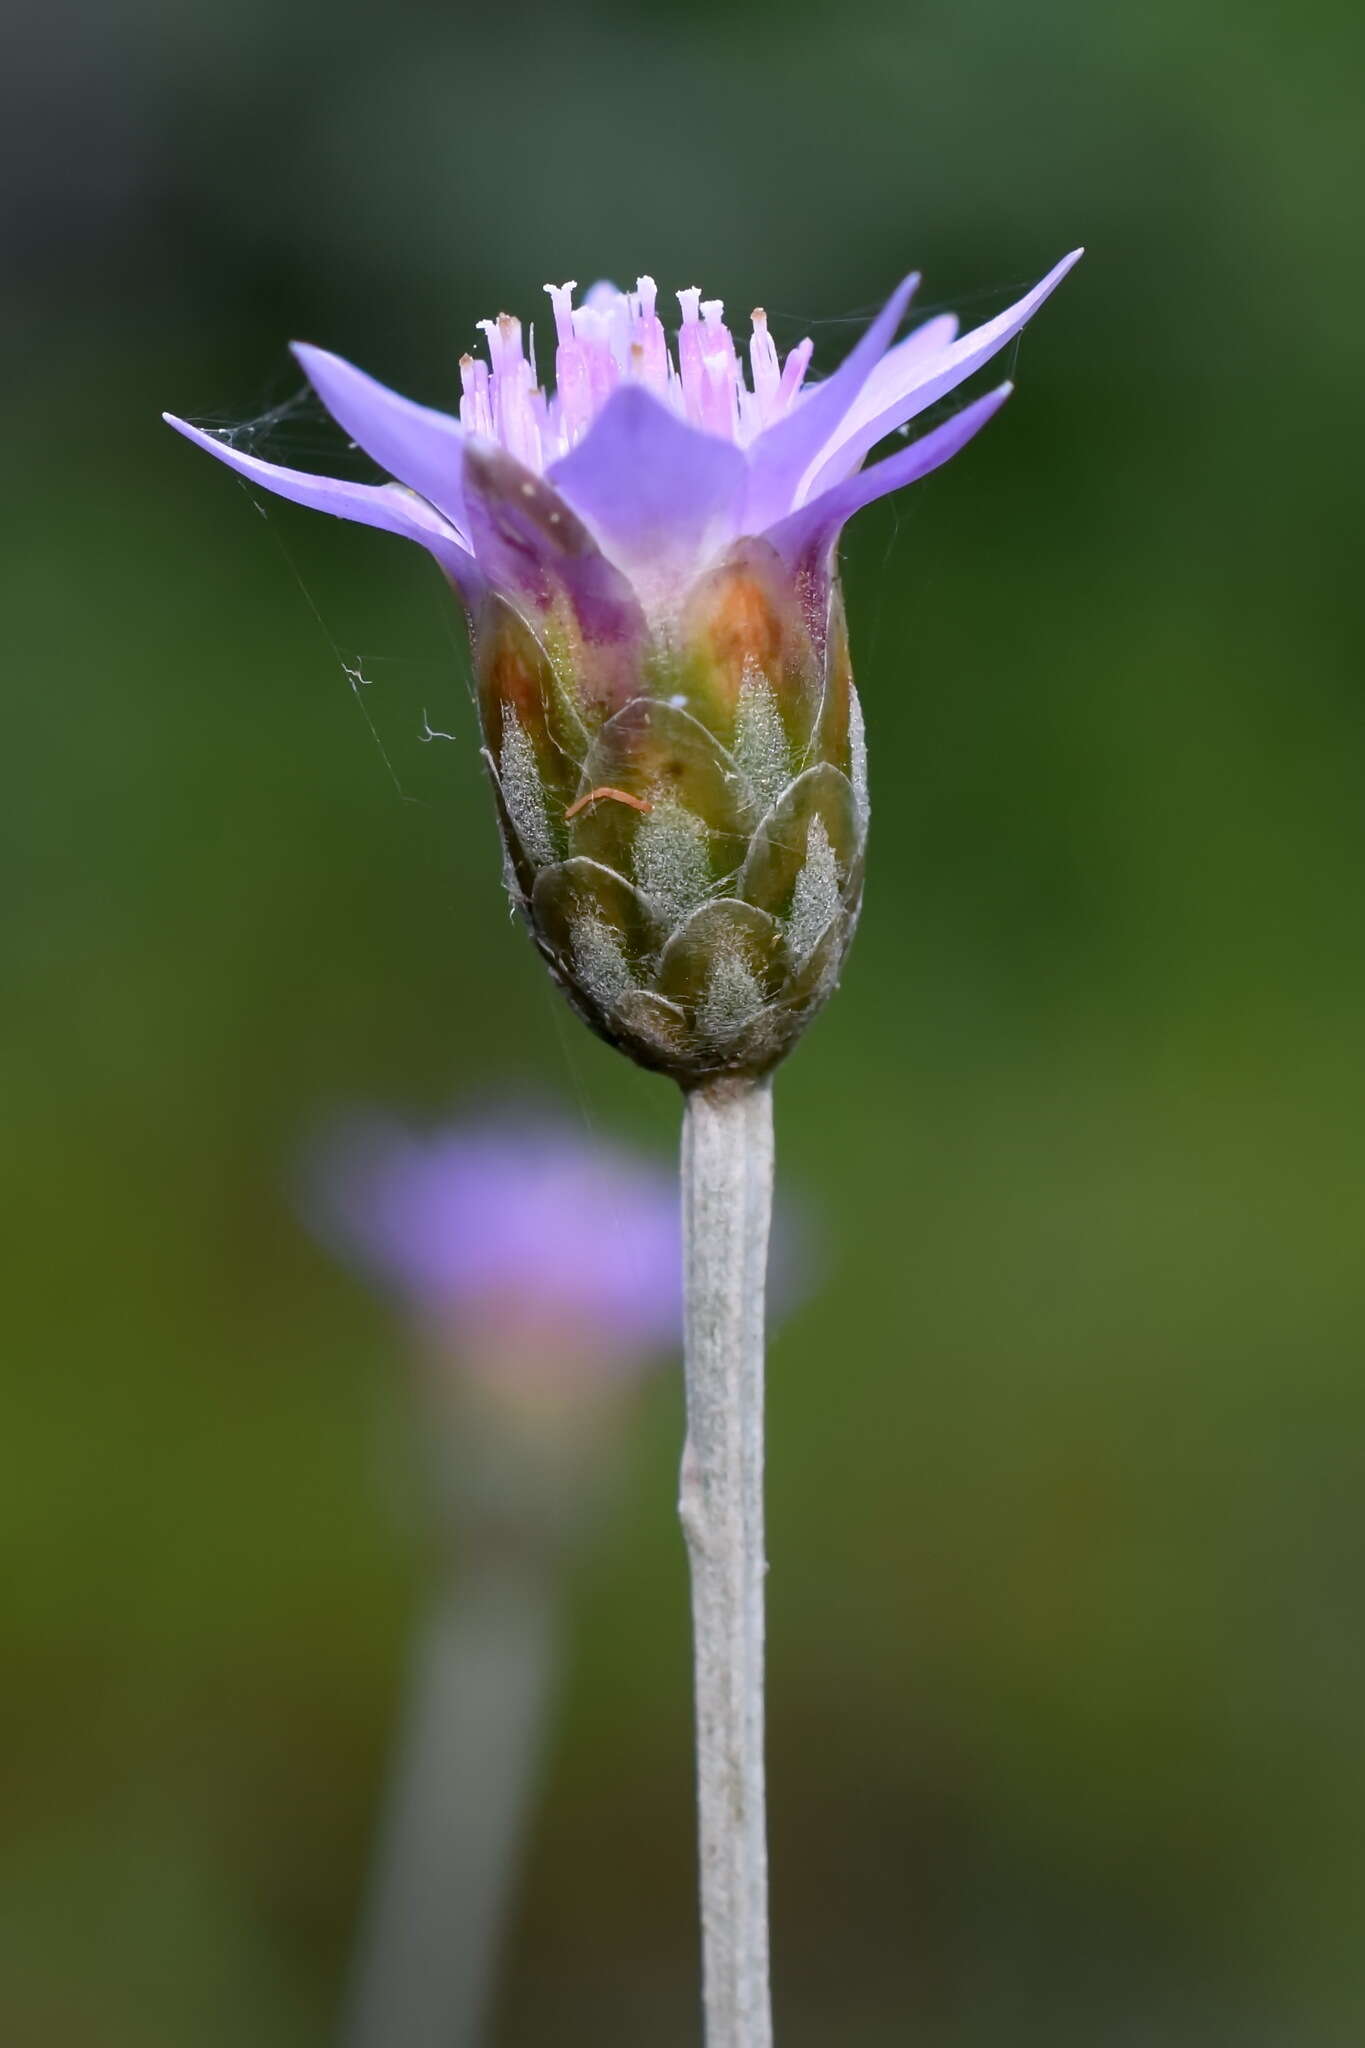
[167,254,1079,1082]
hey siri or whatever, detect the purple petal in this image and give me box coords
[291,343,469,535]
[306,1110,685,1364]
[761,383,1013,575]
[162,414,481,598]
[741,271,922,532]
[547,385,747,598]
[461,439,647,682]
[851,311,959,421]
[799,249,1082,502]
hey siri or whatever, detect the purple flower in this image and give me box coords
[168,257,1080,1083]
[307,1111,682,1379]
[165,257,1079,617]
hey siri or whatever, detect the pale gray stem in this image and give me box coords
[341,1562,556,2048]
[679,1073,775,2048]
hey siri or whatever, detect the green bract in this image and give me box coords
[480,543,867,1084]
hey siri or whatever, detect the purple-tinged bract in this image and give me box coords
[167,255,1080,1082]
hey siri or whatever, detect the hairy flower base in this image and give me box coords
[478,531,866,1083]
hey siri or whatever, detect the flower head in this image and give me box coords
[307,1110,682,1384]
[168,255,1079,1083]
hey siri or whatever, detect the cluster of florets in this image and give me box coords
[457,279,815,468]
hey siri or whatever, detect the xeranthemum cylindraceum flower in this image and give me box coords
[167,253,1080,1085]
[307,1110,683,1381]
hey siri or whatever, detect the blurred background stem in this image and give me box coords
[680,1076,775,2048]
[341,1556,558,2048]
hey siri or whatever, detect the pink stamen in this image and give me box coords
[696,301,739,437]
[777,337,814,410]
[468,277,813,467]
[459,353,493,439]
[749,310,780,420]
[556,341,595,445]
[545,283,578,348]
[675,288,707,428]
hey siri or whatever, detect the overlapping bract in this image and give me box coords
[166,254,1079,1081]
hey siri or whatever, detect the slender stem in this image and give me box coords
[342,1561,556,2048]
[679,1073,775,2048]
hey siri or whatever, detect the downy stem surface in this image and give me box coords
[679,1074,775,2048]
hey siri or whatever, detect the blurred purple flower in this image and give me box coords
[306,1111,682,1377]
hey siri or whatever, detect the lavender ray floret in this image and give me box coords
[461,439,647,661]
[799,248,1083,501]
[739,270,921,533]
[161,413,482,598]
[761,381,1014,577]
[548,384,747,602]
[292,342,470,537]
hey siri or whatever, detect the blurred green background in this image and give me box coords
[5,0,1365,2040]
